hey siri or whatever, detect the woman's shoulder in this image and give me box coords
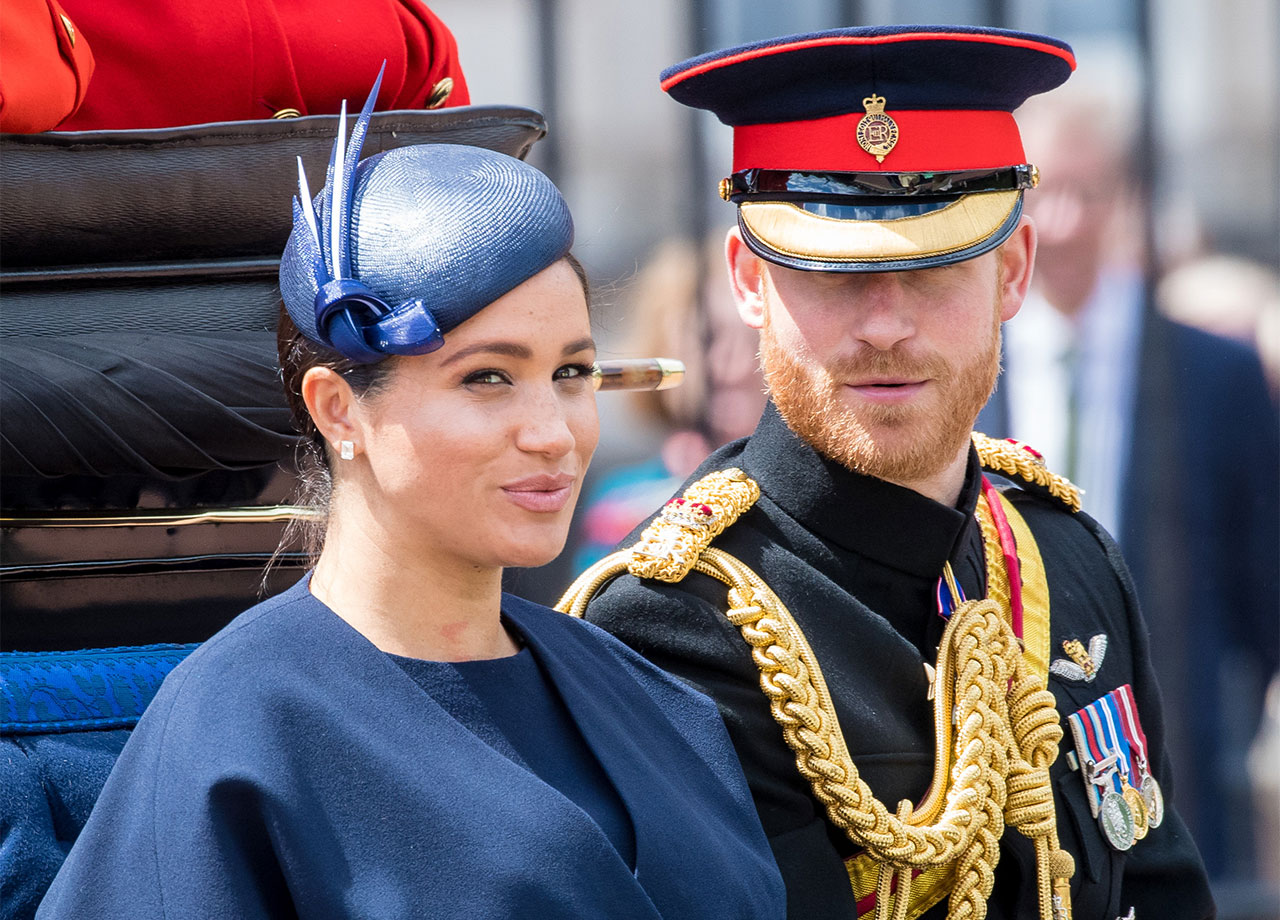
[179,576,316,661]
[147,577,333,721]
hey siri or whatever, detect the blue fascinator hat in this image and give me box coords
[279,70,575,364]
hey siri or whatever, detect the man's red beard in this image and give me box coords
[760,299,1003,486]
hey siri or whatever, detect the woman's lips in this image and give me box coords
[501,473,576,513]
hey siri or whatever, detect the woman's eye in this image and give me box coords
[555,362,595,381]
[464,370,510,386]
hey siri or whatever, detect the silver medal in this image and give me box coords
[1098,789,1136,850]
[1140,774,1164,829]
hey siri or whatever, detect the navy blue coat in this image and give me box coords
[36,579,785,919]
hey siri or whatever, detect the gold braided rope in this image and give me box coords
[976,494,1076,919]
[556,473,1075,920]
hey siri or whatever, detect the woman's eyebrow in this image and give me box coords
[439,337,595,367]
[438,341,532,366]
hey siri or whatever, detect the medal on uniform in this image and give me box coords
[1097,786,1136,851]
[1066,704,1112,818]
[1088,698,1136,850]
[1099,693,1149,840]
[1112,683,1164,829]
[1067,697,1136,850]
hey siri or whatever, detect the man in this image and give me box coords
[574,25,1214,920]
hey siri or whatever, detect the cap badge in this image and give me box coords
[856,94,899,163]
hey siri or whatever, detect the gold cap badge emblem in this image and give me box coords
[856,94,899,163]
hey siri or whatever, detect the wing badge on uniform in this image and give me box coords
[1050,634,1108,682]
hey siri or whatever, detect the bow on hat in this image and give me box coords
[289,66,445,364]
[280,69,575,364]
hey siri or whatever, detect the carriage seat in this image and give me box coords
[0,645,197,919]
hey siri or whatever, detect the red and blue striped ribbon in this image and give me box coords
[1077,698,1125,795]
[1111,684,1150,778]
[935,571,965,619]
[1097,693,1133,786]
[1067,708,1102,813]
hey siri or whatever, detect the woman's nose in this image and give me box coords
[515,391,576,457]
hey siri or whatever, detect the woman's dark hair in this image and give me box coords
[273,254,591,566]
[274,302,398,565]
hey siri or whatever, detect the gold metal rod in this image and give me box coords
[592,358,685,392]
[0,505,321,528]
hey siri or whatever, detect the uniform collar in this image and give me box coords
[740,402,982,579]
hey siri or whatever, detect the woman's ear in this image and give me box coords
[725,227,769,330]
[301,367,361,458]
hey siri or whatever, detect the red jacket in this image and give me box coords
[3,0,469,133]
[0,0,96,132]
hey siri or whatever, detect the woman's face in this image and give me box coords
[345,259,598,570]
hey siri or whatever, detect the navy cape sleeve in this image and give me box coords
[39,585,787,920]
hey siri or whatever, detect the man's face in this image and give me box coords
[757,252,1006,485]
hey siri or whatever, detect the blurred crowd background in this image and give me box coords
[3,0,1277,914]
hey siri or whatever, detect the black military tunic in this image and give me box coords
[585,404,1214,919]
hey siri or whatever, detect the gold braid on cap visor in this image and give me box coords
[557,461,1074,920]
[739,189,1020,263]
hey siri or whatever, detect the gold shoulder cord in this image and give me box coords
[557,442,1080,920]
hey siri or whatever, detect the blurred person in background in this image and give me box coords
[976,57,1280,885]
[573,234,766,570]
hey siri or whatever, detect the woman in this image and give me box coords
[37,82,784,919]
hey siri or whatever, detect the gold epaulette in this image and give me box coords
[973,433,1082,513]
[555,468,758,617]
[625,467,760,582]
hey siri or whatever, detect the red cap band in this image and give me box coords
[732,109,1025,174]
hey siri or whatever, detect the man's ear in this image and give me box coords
[997,216,1038,323]
[726,226,769,330]
[301,367,361,457]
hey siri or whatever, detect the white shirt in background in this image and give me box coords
[1002,270,1145,539]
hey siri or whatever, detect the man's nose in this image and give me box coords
[846,274,915,351]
